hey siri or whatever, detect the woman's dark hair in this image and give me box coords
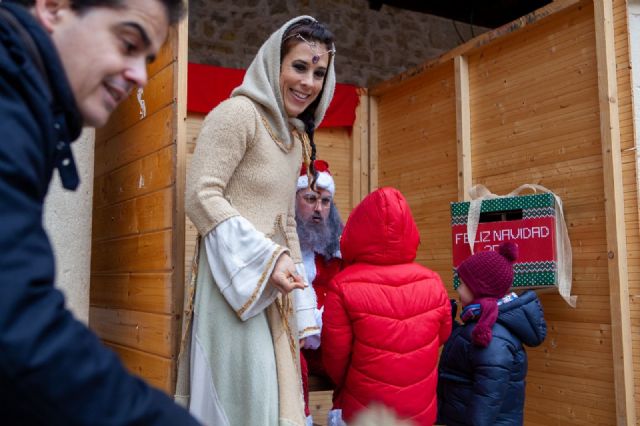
[282,18,334,190]
[7,0,185,25]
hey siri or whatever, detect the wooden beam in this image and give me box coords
[593,1,636,424]
[352,89,369,205]
[455,56,472,201]
[370,0,586,96]
[172,10,189,395]
[369,96,379,192]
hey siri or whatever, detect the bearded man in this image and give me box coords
[295,159,343,426]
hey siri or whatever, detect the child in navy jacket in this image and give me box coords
[437,242,547,426]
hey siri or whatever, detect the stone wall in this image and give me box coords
[44,128,94,324]
[188,0,488,87]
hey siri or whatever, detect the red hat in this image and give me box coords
[456,241,518,347]
[297,159,335,195]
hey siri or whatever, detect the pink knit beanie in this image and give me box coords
[456,241,518,347]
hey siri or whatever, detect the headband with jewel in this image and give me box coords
[285,33,336,64]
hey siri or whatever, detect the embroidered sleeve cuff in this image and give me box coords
[234,246,287,321]
[204,217,286,321]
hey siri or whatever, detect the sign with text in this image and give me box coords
[451,193,558,288]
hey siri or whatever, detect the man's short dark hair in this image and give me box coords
[7,0,186,25]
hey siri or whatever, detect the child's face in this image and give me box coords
[457,281,474,307]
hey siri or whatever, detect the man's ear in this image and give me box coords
[33,0,69,33]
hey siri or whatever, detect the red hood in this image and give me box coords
[341,187,420,265]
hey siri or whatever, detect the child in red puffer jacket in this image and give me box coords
[321,187,452,425]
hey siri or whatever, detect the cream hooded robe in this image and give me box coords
[177,15,336,426]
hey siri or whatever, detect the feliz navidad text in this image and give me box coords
[454,225,551,251]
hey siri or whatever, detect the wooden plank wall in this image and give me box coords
[373,61,458,282]
[613,0,640,422]
[371,0,638,424]
[90,22,187,394]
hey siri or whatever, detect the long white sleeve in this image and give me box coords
[294,262,320,345]
[204,216,286,321]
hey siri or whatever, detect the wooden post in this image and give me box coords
[369,96,379,192]
[172,7,189,394]
[455,55,472,201]
[593,1,636,424]
[352,89,369,205]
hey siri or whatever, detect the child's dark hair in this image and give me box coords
[281,18,334,190]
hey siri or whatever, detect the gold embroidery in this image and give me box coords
[297,130,312,178]
[266,214,292,250]
[259,114,294,153]
[236,248,281,318]
[177,236,202,359]
[299,326,320,336]
[276,295,300,367]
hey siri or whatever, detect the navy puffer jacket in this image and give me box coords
[437,290,546,426]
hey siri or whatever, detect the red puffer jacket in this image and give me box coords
[321,187,452,425]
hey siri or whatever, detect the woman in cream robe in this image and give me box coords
[178,16,336,426]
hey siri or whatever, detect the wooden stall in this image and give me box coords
[88,0,640,424]
[89,20,188,394]
[369,0,638,424]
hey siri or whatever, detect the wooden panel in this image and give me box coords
[93,145,175,209]
[185,115,203,285]
[90,272,173,314]
[309,390,333,426]
[90,19,185,397]
[315,127,353,219]
[90,307,174,358]
[369,96,379,191]
[594,1,635,423]
[370,0,586,96]
[91,230,173,273]
[172,13,189,363]
[351,89,369,205]
[613,0,640,421]
[106,343,173,394]
[455,55,472,201]
[93,187,173,241]
[147,26,177,78]
[376,60,457,283]
[98,64,175,141]
[94,104,175,178]
[467,2,620,423]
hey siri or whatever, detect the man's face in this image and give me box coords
[296,188,332,226]
[41,0,169,127]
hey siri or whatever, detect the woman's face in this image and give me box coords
[279,40,330,117]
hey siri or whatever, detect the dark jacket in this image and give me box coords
[322,187,452,425]
[437,290,547,426]
[0,4,198,425]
